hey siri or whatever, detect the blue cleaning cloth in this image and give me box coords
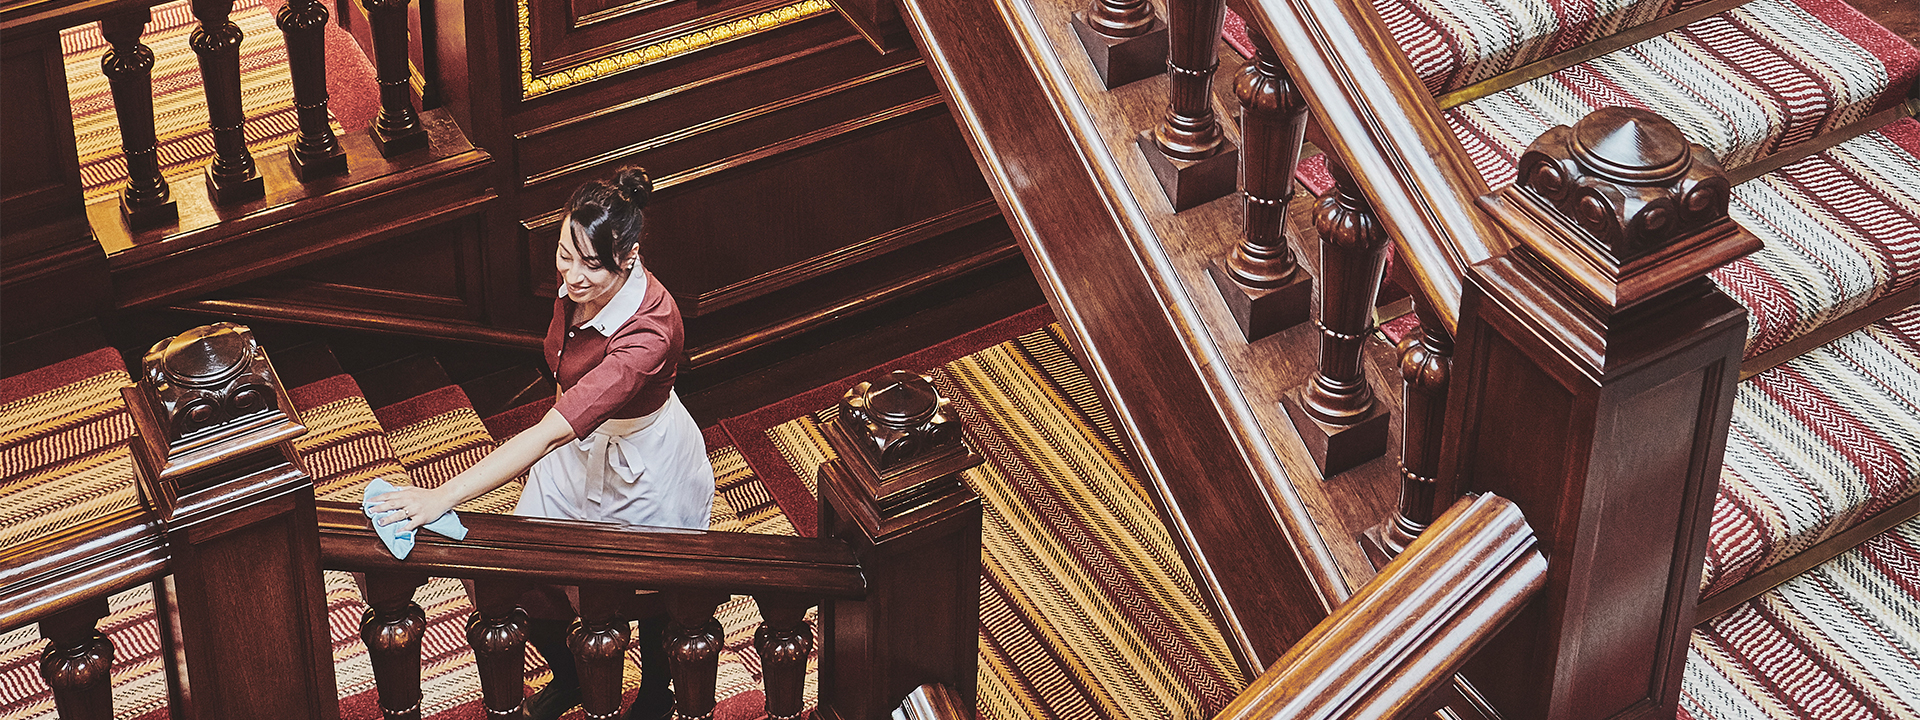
[363,478,469,560]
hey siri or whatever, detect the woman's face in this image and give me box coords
[555,221,631,306]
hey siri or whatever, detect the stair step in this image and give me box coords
[460,364,556,440]
[1683,514,1920,719]
[0,336,137,555]
[1709,118,1920,361]
[284,345,415,503]
[1707,301,1920,597]
[1373,0,1691,96]
[1445,0,1917,187]
[357,356,522,514]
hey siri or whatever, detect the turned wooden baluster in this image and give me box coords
[665,591,728,720]
[1137,0,1237,210]
[753,596,815,720]
[361,0,427,156]
[1209,24,1311,340]
[38,597,115,720]
[1281,156,1391,476]
[189,0,264,203]
[465,580,531,718]
[573,586,633,720]
[100,8,176,228]
[362,573,428,720]
[276,0,347,179]
[1363,295,1451,565]
[1069,0,1167,89]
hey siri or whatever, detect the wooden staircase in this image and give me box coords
[871,0,1920,715]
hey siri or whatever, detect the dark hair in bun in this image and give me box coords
[564,166,652,275]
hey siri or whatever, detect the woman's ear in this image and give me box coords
[623,246,642,272]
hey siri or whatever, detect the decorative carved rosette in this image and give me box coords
[140,322,281,445]
[1517,108,1731,264]
[837,370,962,472]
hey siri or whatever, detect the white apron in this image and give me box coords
[515,390,713,530]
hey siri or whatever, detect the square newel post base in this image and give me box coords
[204,167,264,205]
[368,122,428,158]
[1136,131,1238,211]
[288,143,349,181]
[1281,385,1389,476]
[1070,13,1168,89]
[1208,260,1311,342]
[121,193,177,231]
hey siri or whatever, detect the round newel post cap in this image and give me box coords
[141,322,280,443]
[1518,107,1731,266]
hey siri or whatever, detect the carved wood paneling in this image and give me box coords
[221,211,489,323]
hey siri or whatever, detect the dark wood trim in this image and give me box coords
[1217,494,1544,720]
[1696,493,1920,622]
[1740,283,1920,380]
[519,57,928,188]
[689,198,999,314]
[168,298,545,349]
[531,0,799,77]
[685,239,1021,367]
[0,509,168,631]
[313,501,867,596]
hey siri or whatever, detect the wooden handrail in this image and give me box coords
[1217,493,1545,720]
[1239,0,1513,334]
[314,501,868,598]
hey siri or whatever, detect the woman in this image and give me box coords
[372,167,713,720]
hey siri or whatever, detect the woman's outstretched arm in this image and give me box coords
[368,408,576,532]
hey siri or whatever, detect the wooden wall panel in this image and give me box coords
[224,212,488,323]
[1,32,84,229]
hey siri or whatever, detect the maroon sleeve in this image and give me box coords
[550,319,674,438]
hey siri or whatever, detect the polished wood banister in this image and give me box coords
[1216,493,1545,720]
[1240,0,1513,334]
[314,501,868,598]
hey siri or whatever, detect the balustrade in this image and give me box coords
[1281,156,1392,475]
[1209,21,1311,340]
[362,573,429,720]
[99,7,176,227]
[189,0,265,204]
[36,598,115,720]
[19,0,435,231]
[277,0,348,179]
[1137,0,1238,210]
[362,0,428,157]
[1364,295,1452,564]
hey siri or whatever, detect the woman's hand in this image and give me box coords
[368,483,456,533]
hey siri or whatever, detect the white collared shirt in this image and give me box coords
[560,270,650,337]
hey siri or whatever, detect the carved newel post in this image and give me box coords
[121,323,339,720]
[1069,0,1168,89]
[1445,108,1758,720]
[817,371,984,720]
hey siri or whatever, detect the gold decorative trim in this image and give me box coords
[519,0,834,99]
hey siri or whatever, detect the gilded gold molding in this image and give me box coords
[519,0,834,99]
